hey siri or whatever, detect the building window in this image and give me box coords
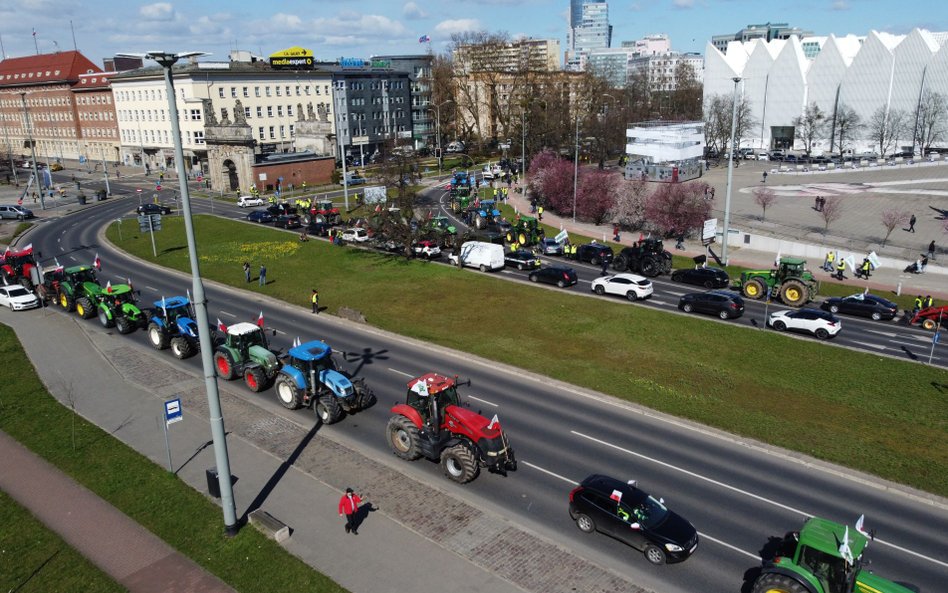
[257,106,263,118]
[231,87,237,98]
[244,106,251,118]
[269,126,275,139]
[267,106,273,117]
[255,86,261,97]
[305,86,311,95]
[277,105,283,117]
[189,109,202,121]
[218,87,224,99]
[285,86,291,96]
[295,86,301,96]
[289,124,294,136]
[242,87,249,98]
[258,126,265,140]
[194,131,205,145]
[279,125,285,138]
[276,86,282,97]
[265,86,271,97]
[287,105,293,117]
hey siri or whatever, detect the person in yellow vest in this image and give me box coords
[913,295,923,314]
[311,288,319,314]
[924,295,934,309]
[823,250,835,272]
[570,243,577,259]
[538,205,544,221]
[835,259,846,280]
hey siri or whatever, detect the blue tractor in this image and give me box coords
[146,296,200,359]
[274,340,376,424]
[471,199,501,230]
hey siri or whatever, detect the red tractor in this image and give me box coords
[910,305,948,330]
[1,245,39,290]
[386,373,517,484]
[309,200,341,225]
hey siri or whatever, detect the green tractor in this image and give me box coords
[751,516,914,593]
[56,265,104,319]
[736,257,819,307]
[94,283,148,334]
[213,321,282,393]
[506,216,544,246]
[426,215,458,247]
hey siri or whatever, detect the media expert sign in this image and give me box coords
[269,46,315,70]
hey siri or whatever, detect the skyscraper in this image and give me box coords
[567,1,612,71]
[570,0,603,29]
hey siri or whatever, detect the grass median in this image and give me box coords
[0,324,348,593]
[105,215,948,497]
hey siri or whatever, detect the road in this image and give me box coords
[26,178,948,593]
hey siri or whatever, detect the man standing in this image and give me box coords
[924,295,934,309]
[338,487,362,535]
[835,258,846,281]
[311,288,319,314]
[908,214,917,233]
[243,261,251,283]
[928,240,936,260]
[259,264,267,287]
[913,295,923,315]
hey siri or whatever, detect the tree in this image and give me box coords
[793,102,827,155]
[880,209,910,247]
[669,61,702,121]
[644,181,713,235]
[914,89,947,156]
[704,93,756,156]
[830,104,862,155]
[753,187,777,221]
[529,156,575,214]
[576,169,619,224]
[867,106,908,157]
[819,196,844,235]
[611,178,650,229]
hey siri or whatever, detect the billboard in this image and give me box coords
[269,46,314,70]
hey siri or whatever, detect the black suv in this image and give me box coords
[569,474,698,565]
[678,290,745,319]
[137,203,171,215]
[274,214,302,229]
[505,249,541,271]
[670,267,730,289]
[575,243,614,265]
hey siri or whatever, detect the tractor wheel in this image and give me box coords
[386,415,422,460]
[148,323,169,350]
[640,257,658,277]
[214,350,236,381]
[59,291,75,311]
[316,394,344,424]
[660,256,672,274]
[170,337,195,359]
[115,316,135,335]
[244,367,268,392]
[643,544,666,565]
[594,285,605,295]
[76,297,95,319]
[922,319,937,330]
[742,278,767,300]
[506,231,514,243]
[613,255,629,272]
[574,512,596,533]
[98,307,114,328]
[751,572,809,593]
[440,443,480,483]
[780,280,808,307]
[518,231,527,245]
[274,375,303,410]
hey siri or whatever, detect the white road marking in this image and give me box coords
[218,310,237,318]
[468,395,498,407]
[650,300,672,307]
[864,328,900,338]
[521,461,578,485]
[68,256,76,261]
[388,368,414,378]
[145,286,157,292]
[850,340,888,350]
[697,532,759,560]
[571,430,948,568]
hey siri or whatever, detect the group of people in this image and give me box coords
[242,261,267,286]
[913,295,935,315]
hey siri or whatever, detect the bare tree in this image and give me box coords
[830,104,862,155]
[793,102,827,155]
[753,187,777,221]
[867,106,908,157]
[819,196,844,235]
[669,61,702,120]
[880,209,910,247]
[914,89,948,156]
[704,93,756,155]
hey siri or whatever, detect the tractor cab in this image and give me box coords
[226,322,269,352]
[154,296,192,322]
[406,373,461,425]
[286,340,337,376]
[66,266,98,285]
[104,284,136,305]
[778,257,808,279]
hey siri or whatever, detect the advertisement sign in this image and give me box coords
[269,46,314,70]
[340,57,365,68]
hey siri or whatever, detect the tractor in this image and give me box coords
[34,265,66,305]
[386,373,517,484]
[0,245,39,290]
[55,265,104,319]
[909,305,948,331]
[751,516,914,593]
[273,340,376,424]
[612,238,673,277]
[505,216,544,246]
[94,283,147,334]
[471,200,502,230]
[306,200,341,225]
[736,257,819,308]
[213,322,281,393]
[147,296,201,359]
[424,215,458,248]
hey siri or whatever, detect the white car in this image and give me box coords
[237,195,266,208]
[340,228,370,243]
[0,284,40,311]
[767,308,841,339]
[590,273,653,302]
[413,240,441,259]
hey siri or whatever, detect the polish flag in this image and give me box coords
[487,414,499,430]
[256,310,264,328]
[126,277,133,290]
[855,514,870,538]
[105,280,113,293]
[217,318,227,333]
[93,252,101,270]
[610,489,623,503]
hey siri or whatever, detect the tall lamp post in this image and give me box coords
[132,50,238,535]
[99,145,112,196]
[572,110,580,223]
[430,99,453,174]
[721,76,742,265]
[20,92,45,210]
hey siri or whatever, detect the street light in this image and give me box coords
[520,98,546,207]
[19,92,45,210]
[721,76,742,265]
[428,99,453,174]
[572,110,580,223]
[124,50,238,535]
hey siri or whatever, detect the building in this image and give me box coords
[623,34,671,57]
[74,71,120,166]
[371,54,434,150]
[711,22,813,54]
[567,1,612,71]
[703,28,948,153]
[587,48,634,87]
[623,121,704,182]
[453,38,561,73]
[569,0,603,29]
[629,52,704,92]
[588,36,701,89]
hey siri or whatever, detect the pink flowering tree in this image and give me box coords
[644,181,713,236]
[611,178,650,230]
[577,169,619,224]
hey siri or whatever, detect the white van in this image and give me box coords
[449,241,505,272]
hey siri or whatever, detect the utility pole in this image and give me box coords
[721,77,742,265]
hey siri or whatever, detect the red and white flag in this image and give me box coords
[256,310,264,328]
[126,277,133,290]
[22,243,32,252]
[217,318,227,333]
[610,489,623,503]
[487,414,499,430]
[93,252,101,270]
[105,280,112,293]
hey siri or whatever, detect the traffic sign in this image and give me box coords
[164,398,182,425]
[702,218,718,241]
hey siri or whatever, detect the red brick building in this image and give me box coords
[74,71,120,165]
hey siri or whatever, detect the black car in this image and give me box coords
[505,249,541,271]
[670,267,730,289]
[266,203,298,216]
[306,221,333,236]
[247,210,274,223]
[820,293,898,321]
[274,214,302,229]
[136,203,171,215]
[528,265,578,288]
[678,290,745,319]
[576,243,614,265]
[569,474,698,565]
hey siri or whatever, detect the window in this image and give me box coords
[256,106,263,118]
[258,126,265,140]
[231,87,237,98]
[194,131,205,145]
[287,105,293,117]
[242,87,249,98]
[218,87,224,99]
[285,86,291,96]
[267,106,273,117]
[277,106,283,117]
[265,86,271,97]
[244,106,251,118]
[295,86,301,96]
[255,86,261,97]
[189,109,202,121]
[279,125,285,138]
[276,86,282,96]
[289,124,294,136]
[269,126,275,139]
[305,86,311,95]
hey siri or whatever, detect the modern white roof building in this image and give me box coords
[623,121,705,182]
[703,28,948,154]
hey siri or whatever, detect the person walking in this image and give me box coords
[927,240,936,260]
[258,264,267,286]
[311,289,319,314]
[908,214,917,233]
[243,261,251,283]
[600,254,610,276]
[858,257,871,279]
[338,487,362,535]
[537,205,544,221]
[835,258,846,281]
[823,250,835,272]
[920,254,929,273]
[675,232,685,250]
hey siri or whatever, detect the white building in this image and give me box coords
[630,52,704,92]
[703,28,948,153]
[624,121,705,182]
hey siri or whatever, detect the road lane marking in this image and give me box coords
[571,430,948,568]
[218,310,236,318]
[850,341,888,350]
[697,532,759,560]
[145,286,157,292]
[650,300,672,307]
[468,395,498,407]
[388,368,413,377]
[864,328,900,338]
[521,461,578,485]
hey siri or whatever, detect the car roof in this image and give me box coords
[545,265,575,272]
[579,474,647,502]
[610,273,648,281]
[228,322,261,335]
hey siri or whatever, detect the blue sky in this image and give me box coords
[1,0,946,67]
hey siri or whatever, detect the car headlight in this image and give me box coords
[664,543,684,552]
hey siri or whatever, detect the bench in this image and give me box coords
[249,509,290,542]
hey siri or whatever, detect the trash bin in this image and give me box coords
[206,468,221,498]
[76,194,87,205]
[96,190,106,201]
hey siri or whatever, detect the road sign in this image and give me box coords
[164,398,182,425]
[352,136,369,145]
[79,156,87,164]
[702,218,718,241]
[138,214,162,232]
[554,229,569,243]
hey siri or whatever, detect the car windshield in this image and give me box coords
[5,287,29,297]
[71,269,97,283]
[623,494,669,529]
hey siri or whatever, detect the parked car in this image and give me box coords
[247,210,274,223]
[590,273,653,301]
[449,241,505,271]
[136,203,171,215]
[412,240,441,259]
[529,265,577,288]
[678,290,745,320]
[539,238,565,256]
[266,203,297,216]
[670,267,730,289]
[569,474,698,565]
[504,249,541,271]
[768,308,841,339]
[820,293,898,321]
[306,221,333,236]
[237,195,266,208]
[345,173,366,186]
[274,214,302,229]
[0,205,35,220]
[575,243,614,266]
[340,227,370,243]
[0,284,40,311]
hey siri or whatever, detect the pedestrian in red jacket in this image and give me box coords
[338,488,362,535]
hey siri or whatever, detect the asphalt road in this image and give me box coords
[26,179,948,593]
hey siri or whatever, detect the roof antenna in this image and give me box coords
[70,20,78,51]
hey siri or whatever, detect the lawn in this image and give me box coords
[0,325,348,593]
[104,215,948,497]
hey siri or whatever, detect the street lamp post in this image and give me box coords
[20,92,45,210]
[572,111,580,223]
[721,77,742,265]
[141,51,238,535]
[2,123,19,186]
[430,100,453,174]
[99,146,111,196]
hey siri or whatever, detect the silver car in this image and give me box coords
[539,238,564,255]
